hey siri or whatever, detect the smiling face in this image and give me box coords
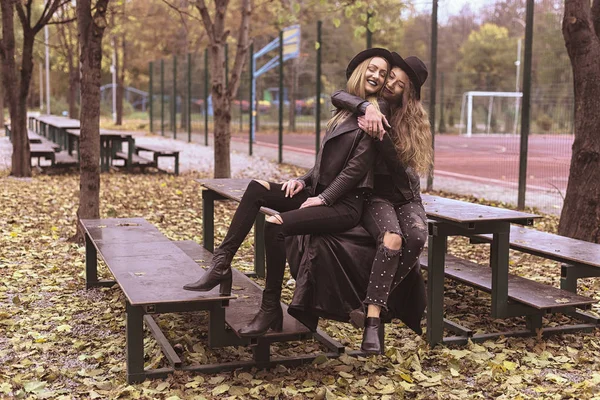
[382,67,409,104]
[364,57,389,95]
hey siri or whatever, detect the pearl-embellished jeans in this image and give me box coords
[361,195,428,310]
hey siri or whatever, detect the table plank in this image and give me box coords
[35,115,80,129]
[197,179,540,224]
[421,194,539,224]
[477,226,600,269]
[80,218,234,306]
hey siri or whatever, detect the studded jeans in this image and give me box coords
[361,195,428,310]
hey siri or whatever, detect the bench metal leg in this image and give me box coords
[143,315,182,368]
[126,302,146,383]
[426,227,447,347]
[85,233,98,289]
[252,341,271,367]
[208,304,248,348]
[202,190,216,252]
[525,313,543,332]
[254,213,266,278]
[490,226,510,318]
[174,153,179,175]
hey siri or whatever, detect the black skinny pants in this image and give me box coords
[219,180,365,297]
[361,195,428,309]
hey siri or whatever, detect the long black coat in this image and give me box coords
[285,91,427,335]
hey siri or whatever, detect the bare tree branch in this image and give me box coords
[193,0,216,43]
[15,3,29,31]
[161,0,202,25]
[227,0,251,98]
[47,17,77,25]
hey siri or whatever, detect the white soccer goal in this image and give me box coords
[459,91,523,136]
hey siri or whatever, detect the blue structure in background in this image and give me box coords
[250,25,300,141]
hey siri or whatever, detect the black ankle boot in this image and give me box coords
[238,292,283,337]
[183,249,234,295]
[361,317,383,354]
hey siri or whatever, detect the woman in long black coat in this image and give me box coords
[183,48,392,338]
[287,53,433,353]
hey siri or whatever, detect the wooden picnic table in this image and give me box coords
[66,128,139,172]
[34,115,80,150]
[196,180,598,346]
[81,217,343,383]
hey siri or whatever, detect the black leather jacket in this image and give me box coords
[297,98,390,205]
[331,90,421,203]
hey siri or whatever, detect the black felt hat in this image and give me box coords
[390,52,428,100]
[345,48,393,79]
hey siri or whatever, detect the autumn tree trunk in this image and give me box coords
[0,0,65,177]
[558,0,600,243]
[57,15,79,118]
[0,67,4,128]
[115,36,124,125]
[1,1,30,177]
[75,0,110,242]
[195,0,252,178]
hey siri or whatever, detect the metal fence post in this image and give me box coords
[518,0,535,210]
[249,43,254,156]
[427,0,438,192]
[315,21,322,158]
[160,59,164,136]
[204,48,209,146]
[278,30,284,164]
[173,55,177,139]
[187,53,192,143]
[149,61,153,133]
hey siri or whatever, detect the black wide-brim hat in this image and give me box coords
[390,52,428,100]
[346,48,393,79]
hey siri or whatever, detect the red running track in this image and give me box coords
[232,131,573,193]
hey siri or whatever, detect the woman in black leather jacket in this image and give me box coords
[183,48,392,338]
[287,53,432,354]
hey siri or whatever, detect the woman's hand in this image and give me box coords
[359,104,390,140]
[281,179,304,198]
[299,196,324,209]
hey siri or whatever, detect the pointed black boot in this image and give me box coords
[361,317,384,354]
[238,220,287,337]
[238,291,284,337]
[183,249,234,295]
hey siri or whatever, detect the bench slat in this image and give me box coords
[174,240,311,339]
[135,144,180,155]
[419,254,596,310]
[80,218,234,306]
[114,151,155,166]
[53,151,78,165]
[474,226,600,269]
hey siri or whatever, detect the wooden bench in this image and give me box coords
[134,143,180,175]
[81,217,343,383]
[114,151,156,171]
[419,254,596,339]
[471,226,600,323]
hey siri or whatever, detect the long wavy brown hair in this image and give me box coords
[327,56,388,131]
[389,80,432,175]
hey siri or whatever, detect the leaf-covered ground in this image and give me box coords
[1,168,600,400]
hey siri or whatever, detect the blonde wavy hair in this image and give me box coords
[327,56,388,131]
[389,80,433,175]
